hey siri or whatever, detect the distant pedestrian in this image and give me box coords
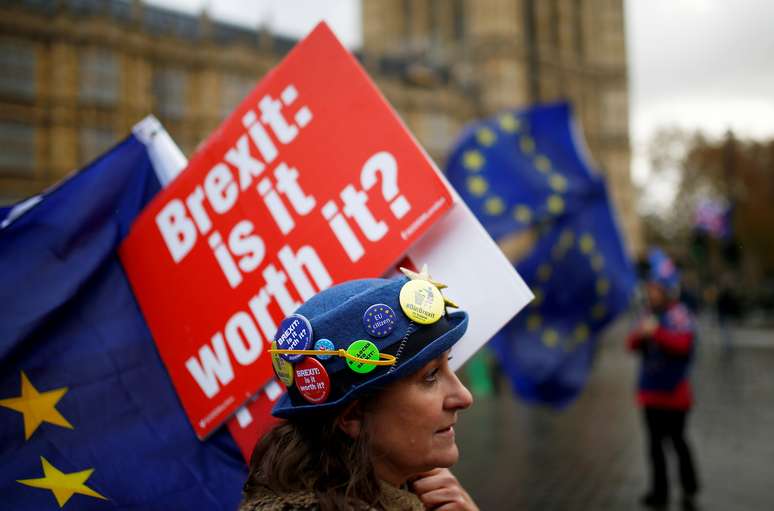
[628,249,700,511]
[716,273,741,351]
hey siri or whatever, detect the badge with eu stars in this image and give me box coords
[363,304,397,338]
[398,265,458,325]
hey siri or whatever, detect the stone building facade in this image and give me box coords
[0,0,641,252]
[361,0,641,253]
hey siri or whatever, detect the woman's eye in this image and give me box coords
[424,368,440,382]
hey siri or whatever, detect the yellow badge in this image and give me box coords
[399,279,445,324]
[270,341,294,387]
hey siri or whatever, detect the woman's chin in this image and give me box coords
[429,443,460,468]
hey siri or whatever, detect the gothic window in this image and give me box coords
[601,88,628,137]
[0,38,36,99]
[0,121,35,173]
[153,67,187,120]
[220,74,256,119]
[452,0,465,42]
[574,0,585,59]
[79,48,119,105]
[79,127,116,164]
[420,112,453,156]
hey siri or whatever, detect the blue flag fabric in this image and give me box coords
[0,136,246,509]
[445,102,635,406]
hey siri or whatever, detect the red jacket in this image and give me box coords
[627,304,695,410]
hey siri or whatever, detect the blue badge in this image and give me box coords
[363,303,397,338]
[314,338,335,360]
[275,314,313,362]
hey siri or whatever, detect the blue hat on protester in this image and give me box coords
[270,271,468,418]
[647,248,680,293]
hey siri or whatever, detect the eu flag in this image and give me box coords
[0,134,246,509]
[445,102,635,406]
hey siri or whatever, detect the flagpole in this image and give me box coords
[132,115,187,186]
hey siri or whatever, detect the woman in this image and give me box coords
[628,249,699,511]
[240,272,479,510]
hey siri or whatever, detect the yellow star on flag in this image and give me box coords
[558,229,575,249]
[534,155,551,173]
[466,175,489,197]
[520,135,536,154]
[527,314,542,331]
[591,254,605,272]
[573,323,590,342]
[542,329,559,348]
[476,127,497,146]
[579,233,596,254]
[18,456,107,508]
[578,233,595,255]
[462,149,484,171]
[537,263,552,282]
[549,173,568,192]
[596,277,610,296]
[484,196,505,215]
[498,113,520,132]
[547,194,565,214]
[513,204,532,223]
[0,371,73,440]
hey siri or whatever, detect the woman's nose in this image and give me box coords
[445,370,474,411]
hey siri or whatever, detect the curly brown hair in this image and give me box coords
[243,407,386,511]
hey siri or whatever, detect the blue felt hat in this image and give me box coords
[271,276,468,418]
[647,248,680,293]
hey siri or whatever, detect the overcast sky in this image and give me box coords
[146,0,362,48]
[626,0,774,138]
[147,0,774,193]
[623,0,774,211]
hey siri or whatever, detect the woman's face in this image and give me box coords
[646,282,667,310]
[364,350,473,485]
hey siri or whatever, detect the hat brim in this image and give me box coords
[271,310,469,419]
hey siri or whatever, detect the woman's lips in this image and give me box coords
[435,425,455,437]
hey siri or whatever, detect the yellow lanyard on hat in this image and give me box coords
[268,348,397,366]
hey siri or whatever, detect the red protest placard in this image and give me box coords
[227,379,284,461]
[119,22,452,439]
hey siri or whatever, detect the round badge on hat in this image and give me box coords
[275,314,313,362]
[346,340,380,374]
[270,341,294,387]
[399,279,445,324]
[294,357,331,403]
[314,338,335,360]
[363,303,397,338]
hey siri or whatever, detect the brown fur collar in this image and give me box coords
[239,482,424,511]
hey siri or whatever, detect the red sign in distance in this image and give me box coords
[120,23,452,439]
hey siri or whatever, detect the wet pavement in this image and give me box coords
[454,316,774,511]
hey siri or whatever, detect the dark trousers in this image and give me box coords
[643,407,699,500]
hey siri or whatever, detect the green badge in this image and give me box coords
[346,340,380,374]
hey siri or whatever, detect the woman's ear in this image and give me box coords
[337,400,364,439]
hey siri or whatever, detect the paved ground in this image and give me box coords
[454,316,774,511]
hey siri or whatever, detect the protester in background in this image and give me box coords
[716,272,741,352]
[240,273,479,511]
[628,249,700,511]
[676,261,701,313]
